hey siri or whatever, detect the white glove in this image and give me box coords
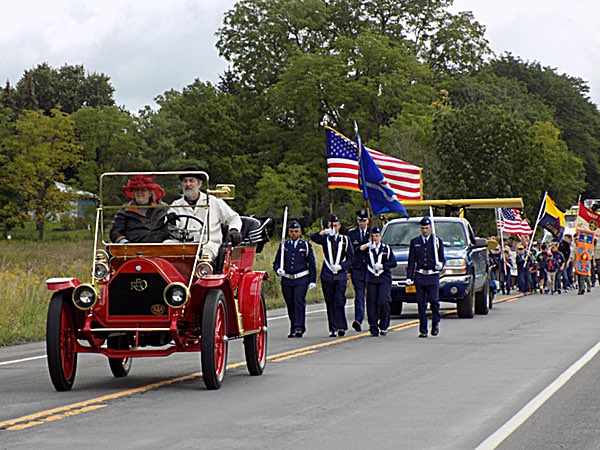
[308,282,316,290]
[435,262,443,271]
[374,263,383,271]
[369,242,377,249]
[326,228,336,236]
[405,279,414,286]
[331,264,342,272]
[276,268,285,276]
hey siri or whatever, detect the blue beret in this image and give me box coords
[328,214,340,223]
[371,226,381,234]
[289,220,301,229]
[356,209,369,220]
[420,217,431,226]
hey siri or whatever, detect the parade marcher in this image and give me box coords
[166,166,242,260]
[273,220,317,338]
[360,227,397,336]
[516,244,527,293]
[347,209,370,332]
[110,175,170,243]
[406,217,445,338]
[310,215,354,337]
[594,238,600,287]
[545,251,559,295]
[558,235,572,291]
[551,245,566,294]
[499,249,513,295]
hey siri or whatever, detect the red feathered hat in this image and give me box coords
[123,175,165,201]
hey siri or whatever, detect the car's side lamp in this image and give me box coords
[207,184,235,200]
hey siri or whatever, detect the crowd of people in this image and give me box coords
[489,233,598,297]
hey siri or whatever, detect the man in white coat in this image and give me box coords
[167,166,243,260]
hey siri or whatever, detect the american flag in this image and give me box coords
[496,208,533,235]
[326,128,422,200]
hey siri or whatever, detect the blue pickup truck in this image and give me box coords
[381,217,491,318]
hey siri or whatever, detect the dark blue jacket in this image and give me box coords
[347,226,370,281]
[310,232,354,281]
[273,239,317,283]
[365,243,397,284]
[406,234,445,285]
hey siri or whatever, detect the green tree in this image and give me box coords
[2,109,83,239]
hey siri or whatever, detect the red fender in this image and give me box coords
[46,277,81,291]
[238,271,268,332]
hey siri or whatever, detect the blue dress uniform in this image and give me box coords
[310,216,354,336]
[347,209,370,331]
[273,221,317,337]
[406,217,445,337]
[365,227,397,336]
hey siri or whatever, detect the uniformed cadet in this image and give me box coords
[310,215,354,337]
[273,220,317,338]
[360,226,397,336]
[406,217,445,338]
[347,209,370,332]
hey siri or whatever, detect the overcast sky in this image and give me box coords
[2,0,599,113]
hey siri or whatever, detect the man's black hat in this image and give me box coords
[356,209,369,220]
[328,214,340,223]
[420,217,431,226]
[179,166,205,181]
[371,226,381,234]
[289,220,302,230]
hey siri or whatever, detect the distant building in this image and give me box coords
[54,181,97,218]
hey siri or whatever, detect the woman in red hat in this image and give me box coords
[110,175,169,243]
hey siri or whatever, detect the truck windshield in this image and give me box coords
[382,221,467,248]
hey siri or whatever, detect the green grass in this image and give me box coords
[0,236,350,345]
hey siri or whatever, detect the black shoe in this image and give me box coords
[294,330,303,338]
[338,329,346,337]
[329,331,337,337]
[370,331,379,337]
[418,332,428,338]
[288,333,295,338]
[431,327,439,336]
[352,320,362,332]
[379,329,388,336]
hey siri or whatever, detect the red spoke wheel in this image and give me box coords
[244,292,267,376]
[201,289,228,390]
[46,292,78,391]
[108,335,132,378]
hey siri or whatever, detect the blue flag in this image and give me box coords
[358,141,408,217]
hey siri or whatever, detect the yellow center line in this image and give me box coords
[1,293,524,430]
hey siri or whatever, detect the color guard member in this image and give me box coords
[273,220,317,338]
[310,215,354,337]
[347,209,370,332]
[406,217,445,338]
[360,226,397,336]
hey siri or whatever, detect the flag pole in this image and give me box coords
[429,206,439,265]
[354,121,373,240]
[526,191,547,257]
[496,208,507,274]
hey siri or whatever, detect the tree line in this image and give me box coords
[1,0,598,239]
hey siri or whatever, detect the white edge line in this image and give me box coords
[475,340,600,450]
[0,355,47,366]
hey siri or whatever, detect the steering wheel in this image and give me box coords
[167,214,205,242]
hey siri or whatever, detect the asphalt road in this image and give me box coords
[2,289,600,449]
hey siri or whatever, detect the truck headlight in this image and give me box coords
[72,284,98,310]
[444,259,467,275]
[163,282,189,309]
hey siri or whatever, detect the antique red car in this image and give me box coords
[45,171,270,391]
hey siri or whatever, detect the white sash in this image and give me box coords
[367,245,385,276]
[324,235,344,274]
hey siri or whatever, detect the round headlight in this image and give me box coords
[93,262,110,281]
[163,283,189,309]
[195,262,213,278]
[72,284,98,310]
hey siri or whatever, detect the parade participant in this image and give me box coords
[167,166,242,260]
[360,226,397,336]
[273,220,317,338]
[551,245,566,294]
[499,249,513,295]
[110,175,169,243]
[405,217,445,338]
[310,215,354,337]
[545,250,559,295]
[516,244,527,293]
[558,234,572,291]
[347,209,370,332]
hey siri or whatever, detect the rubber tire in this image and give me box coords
[244,293,267,376]
[475,275,490,315]
[457,275,475,318]
[390,300,403,316]
[46,292,78,391]
[108,336,132,378]
[201,289,229,390]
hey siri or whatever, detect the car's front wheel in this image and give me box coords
[201,289,229,390]
[46,292,78,391]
